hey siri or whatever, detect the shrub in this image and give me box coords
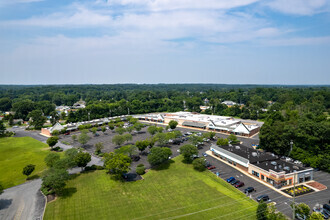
[136,164,146,175]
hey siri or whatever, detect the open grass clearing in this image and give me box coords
[0,137,50,188]
[45,156,257,220]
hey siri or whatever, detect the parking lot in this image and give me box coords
[201,152,330,218]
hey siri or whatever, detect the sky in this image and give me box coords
[0,0,330,85]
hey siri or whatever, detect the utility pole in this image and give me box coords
[288,140,293,157]
[292,171,296,220]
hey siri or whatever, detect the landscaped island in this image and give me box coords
[44,156,257,220]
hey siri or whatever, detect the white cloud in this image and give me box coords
[266,0,330,15]
[3,7,112,27]
[0,0,43,7]
[105,0,260,11]
[262,36,330,46]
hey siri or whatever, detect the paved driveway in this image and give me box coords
[0,179,45,220]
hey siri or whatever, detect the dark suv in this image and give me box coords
[244,187,255,193]
[257,195,270,202]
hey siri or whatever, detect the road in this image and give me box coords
[0,179,45,220]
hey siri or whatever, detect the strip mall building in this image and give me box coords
[136,112,261,137]
[210,145,313,189]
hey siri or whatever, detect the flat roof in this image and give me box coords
[211,144,307,174]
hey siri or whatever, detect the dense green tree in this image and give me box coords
[147,126,158,136]
[44,153,61,167]
[115,127,126,135]
[41,168,69,194]
[168,120,178,129]
[217,138,229,146]
[78,132,90,146]
[95,142,104,154]
[192,158,206,171]
[147,147,172,166]
[71,134,77,142]
[91,127,98,134]
[155,133,169,147]
[74,152,91,171]
[28,110,47,129]
[47,136,59,149]
[112,135,126,146]
[115,145,138,157]
[180,144,198,163]
[0,120,6,136]
[309,212,324,220]
[12,100,35,121]
[256,200,267,220]
[228,134,240,144]
[135,140,149,153]
[123,133,133,143]
[0,97,12,111]
[104,152,131,179]
[22,164,35,179]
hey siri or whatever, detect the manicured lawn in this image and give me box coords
[0,137,50,188]
[45,156,257,220]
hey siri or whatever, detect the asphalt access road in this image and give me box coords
[0,179,45,220]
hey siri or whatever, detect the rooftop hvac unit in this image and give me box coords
[271,161,277,166]
[293,166,299,170]
[235,146,240,150]
[284,166,290,171]
[252,152,258,157]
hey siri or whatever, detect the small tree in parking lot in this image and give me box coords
[95,142,104,155]
[256,200,267,220]
[180,144,198,163]
[47,136,59,149]
[112,135,126,146]
[168,120,178,129]
[135,140,149,153]
[78,132,90,147]
[101,126,106,133]
[115,127,126,135]
[147,147,172,166]
[123,133,132,144]
[72,134,77,142]
[217,138,229,146]
[192,158,206,171]
[147,126,158,136]
[91,127,97,134]
[228,134,240,144]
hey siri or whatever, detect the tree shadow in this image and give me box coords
[181,159,193,164]
[68,173,81,180]
[59,187,77,198]
[152,160,175,171]
[27,174,40,180]
[0,199,12,210]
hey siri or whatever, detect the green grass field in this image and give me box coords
[45,156,257,220]
[0,137,50,188]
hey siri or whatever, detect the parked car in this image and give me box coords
[295,213,307,220]
[257,195,270,202]
[226,177,235,183]
[324,204,330,212]
[231,180,240,185]
[173,139,181,145]
[244,187,255,194]
[235,181,244,188]
[94,133,100,137]
[202,153,207,157]
[64,132,70,135]
[207,165,216,170]
[313,208,329,219]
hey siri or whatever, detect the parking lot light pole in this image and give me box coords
[292,170,296,220]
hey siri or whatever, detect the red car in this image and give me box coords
[207,165,216,170]
[235,181,245,188]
